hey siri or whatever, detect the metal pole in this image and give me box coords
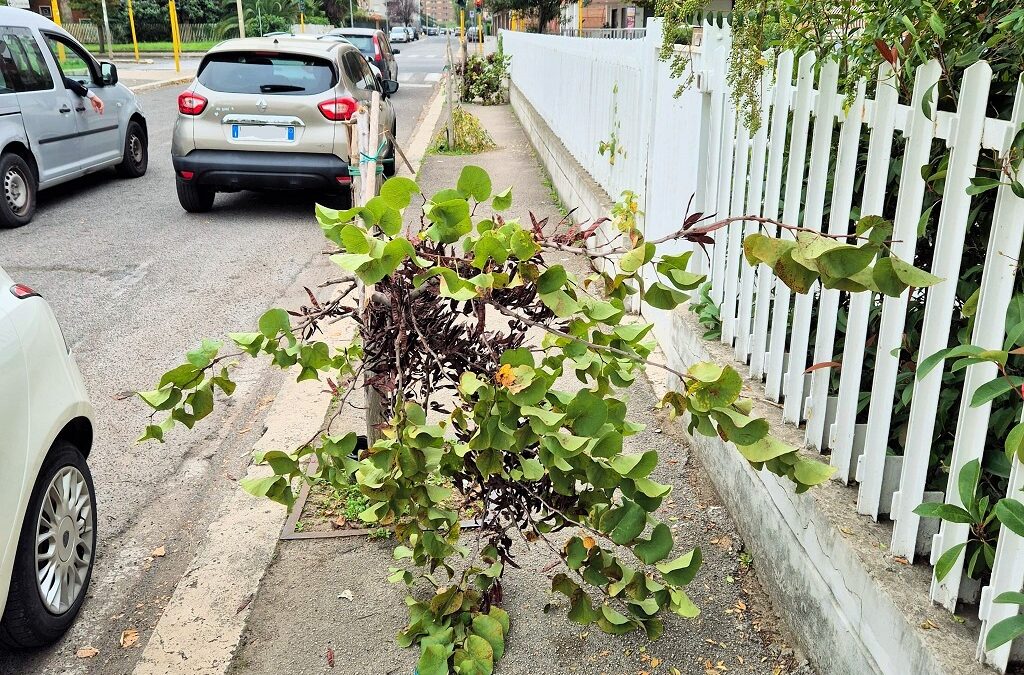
[127,0,139,62]
[349,0,354,27]
[99,0,113,60]
[168,0,181,72]
[577,0,582,35]
[235,0,245,38]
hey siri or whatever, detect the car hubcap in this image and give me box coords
[35,466,93,615]
[4,167,28,216]
[129,134,143,165]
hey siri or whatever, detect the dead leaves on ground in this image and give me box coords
[120,628,139,648]
[75,646,99,659]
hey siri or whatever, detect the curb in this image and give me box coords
[129,75,193,93]
[399,77,447,178]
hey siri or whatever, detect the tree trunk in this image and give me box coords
[58,0,73,24]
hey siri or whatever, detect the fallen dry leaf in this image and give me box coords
[894,556,910,565]
[339,589,354,601]
[120,629,139,648]
[921,618,940,630]
[331,516,348,530]
[582,536,596,550]
[76,646,99,659]
[150,546,165,558]
[650,657,662,667]
[326,646,335,668]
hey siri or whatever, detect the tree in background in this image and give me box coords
[386,0,416,25]
[487,0,561,33]
[214,0,326,36]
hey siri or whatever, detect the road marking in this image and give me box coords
[424,72,441,82]
[400,83,435,88]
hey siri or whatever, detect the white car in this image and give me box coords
[0,266,96,648]
[389,26,408,43]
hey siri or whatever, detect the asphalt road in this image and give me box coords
[0,36,445,675]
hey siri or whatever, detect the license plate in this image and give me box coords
[231,124,295,142]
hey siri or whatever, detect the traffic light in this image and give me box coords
[457,0,465,7]
[474,0,481,7]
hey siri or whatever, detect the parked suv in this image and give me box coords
[0,9,147,229]
[0,266,97,648]
[326,27,399,83]
[171,37,399,213]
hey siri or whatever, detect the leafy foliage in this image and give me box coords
[458,51,510,106]
[140,166,833,672]
[430,107,498,155]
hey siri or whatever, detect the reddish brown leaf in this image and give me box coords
[804,360,841,373]
[326,647,335,668]
[874,39,895,65]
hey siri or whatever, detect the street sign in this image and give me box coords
[469,10,475,19]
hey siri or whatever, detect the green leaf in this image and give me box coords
[668,587,699,618]
[417,643,449,675]
[567,390,608,436]
[472,232,510,269]
[537,266,568,294]
[657,548,702,586]
[159,363,202,389]
[971,376,1024,407]
[609,450,658,478]
[734,436,794,463]
[995,499,1024,538]
[888,254,941,288]
[871,256,906,297]
[917,345,985,380]
[492,185,513,211]
[957,459,980,510]
[985,615,1024,652]
[634,522,673,564]
[457,165,492,201]
[608,499,647,545]
[792,459,836,486]
[453,635,494,675]
[743,232,795,266]
[258,308,291,338]
[933,541,967,581]
[1005,421,1024,464]
[597,605,636,635]
[709,408,769,445]
[519,457,544,480]
[967,176,1002,195]
[424,198,472,243]
[644,282,689,310]
[510,228,538,260]
[913,502,975,524]
[379,176,419,210]
[620,242,655,273]
[472,614,505,661]
[814,244,877,279]
[689,367,743,411]
[137,385,180,410]
[186,338,221,368]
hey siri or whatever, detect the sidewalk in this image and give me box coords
[228,103,814,675]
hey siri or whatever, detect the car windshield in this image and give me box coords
[334,34,374,53]
[198,52,336,95]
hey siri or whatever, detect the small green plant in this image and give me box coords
[459,51,510,105]
[597,84,626,165]
[369,527,392,540]
[430,107,497,155]
[689,282,721,340]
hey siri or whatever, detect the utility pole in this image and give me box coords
[236,0,245,37]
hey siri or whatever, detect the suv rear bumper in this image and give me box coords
[172,150,355,192]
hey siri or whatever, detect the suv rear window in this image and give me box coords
[198,52,336,95]
[336,35,374,54]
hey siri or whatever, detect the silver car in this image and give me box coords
[0,8,148,229]
[171,37,399,213]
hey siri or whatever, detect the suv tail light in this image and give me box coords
[318,97,359,121]
[9,283,39,299]
[178,91,208,115]
[372,35,382,60]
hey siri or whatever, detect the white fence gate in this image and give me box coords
[504,19,1024,672]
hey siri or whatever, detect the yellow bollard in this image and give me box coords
[577,0,582,35]
[460,9,465,44]
[49,0,65,62]
[127,0,140,62]
[300,13,305,32]
[477,11,482,55]
[168,0,181,73]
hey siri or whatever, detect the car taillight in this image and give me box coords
[318,97,359,121]
[178,91,207,115]
[372,35,382,60]
[10,283,39,299]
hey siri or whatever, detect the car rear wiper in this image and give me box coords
[259,84,305,92]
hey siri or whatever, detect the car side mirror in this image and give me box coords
[393,48,401,54]
[100,62,118,86]
[382,79,399,96]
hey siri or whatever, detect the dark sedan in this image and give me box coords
[326,27,399,83]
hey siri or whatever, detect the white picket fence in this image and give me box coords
[504,19,1024,672]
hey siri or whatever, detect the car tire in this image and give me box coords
[0,441,96,649]
[176,178,215,213]
[319,190,353,210]
[115,120,148,178]
[384,120,398,178]
[0,152,36,229]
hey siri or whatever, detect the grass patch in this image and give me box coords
[429,106,496,155]
[84,41,216,54]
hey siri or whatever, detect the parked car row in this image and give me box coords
[0,6,410,651]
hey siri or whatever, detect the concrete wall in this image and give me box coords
[509,79,991,675]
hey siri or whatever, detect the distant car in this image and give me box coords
[426,26,438,36]
[466,25,480,41]
[171,37,400,213]
[0,8,148,229]
[405,26,416,41]
[327,27,399,82]
[389,26,408,43]
[0,266,97,648]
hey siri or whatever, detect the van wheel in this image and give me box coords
[0,441,96,649]
[176,178,215,213]
[0,153,36,229]
[116,120,148,178]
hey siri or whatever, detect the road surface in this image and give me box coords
[0,35,445,675]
